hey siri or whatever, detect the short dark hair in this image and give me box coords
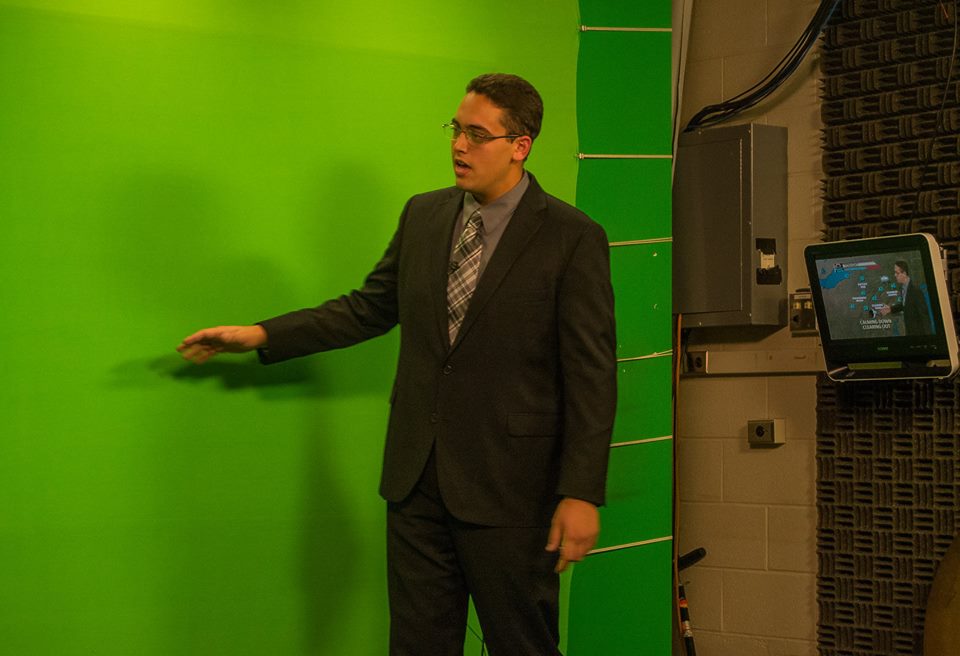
[466,73,543,141]
[895,260,909,275]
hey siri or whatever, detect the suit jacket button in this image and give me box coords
[442,364,454,374]
[429,412,439,423]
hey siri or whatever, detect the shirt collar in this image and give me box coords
[463,172,530,230]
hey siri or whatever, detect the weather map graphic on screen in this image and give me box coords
[816,252,935,340]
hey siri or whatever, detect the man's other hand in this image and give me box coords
[177,325,268,364]
[545,497,600,573]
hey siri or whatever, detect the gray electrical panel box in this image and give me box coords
[673,123,788,327]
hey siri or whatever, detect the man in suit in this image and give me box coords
[178,73,616,655]
[878,260,932,335]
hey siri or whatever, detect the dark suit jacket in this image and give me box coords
[257,173,617,527]
[891,282,932,335]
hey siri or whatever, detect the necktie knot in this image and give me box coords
[460,210,483,243]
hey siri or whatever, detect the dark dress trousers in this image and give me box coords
[257,173,617,527]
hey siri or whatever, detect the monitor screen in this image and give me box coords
[804,233,958,381]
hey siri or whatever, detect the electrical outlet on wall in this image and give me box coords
[686,350,708,373]
[747,419,785,447]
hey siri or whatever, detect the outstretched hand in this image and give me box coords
[545,497,600,573]
[177,325,268,364]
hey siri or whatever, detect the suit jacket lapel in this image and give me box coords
[449,179,547,351]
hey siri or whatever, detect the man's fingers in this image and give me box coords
[548,497,600,572]
[552,539,592,573]
[554,554,568,573]
[191,347,215,364]
[177,327,231,363]
[179,329,216,347]
[545,522,561,552]
[176,341,202,354]
[178,342,219,364]
[177,325,266,362]
[561,540,590,563]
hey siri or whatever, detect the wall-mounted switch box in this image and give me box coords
[789,289,817,335]
[747,419,785,447]
[673,123,788,328]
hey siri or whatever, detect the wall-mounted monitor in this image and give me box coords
[804,233,958,381]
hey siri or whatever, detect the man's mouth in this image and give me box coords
[454,158,471,175]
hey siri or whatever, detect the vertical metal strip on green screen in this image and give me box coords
[567,1,673,654]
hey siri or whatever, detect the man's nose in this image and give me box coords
[452,131,470,151]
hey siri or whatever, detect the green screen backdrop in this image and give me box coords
[1,1,671,653]
[567,1,674,655]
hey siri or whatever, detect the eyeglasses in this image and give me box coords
[442,122,521,146]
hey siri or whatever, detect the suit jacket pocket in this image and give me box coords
[508,413,561,437]
[498,287,550,304]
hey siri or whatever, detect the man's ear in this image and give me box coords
[512,135,532,162]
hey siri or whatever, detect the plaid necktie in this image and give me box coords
[447,210,483,343]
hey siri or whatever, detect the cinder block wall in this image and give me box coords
[676,1,824,654]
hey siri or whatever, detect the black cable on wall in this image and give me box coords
[684,0,841,131]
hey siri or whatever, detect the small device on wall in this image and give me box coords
[804,233,959,382]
